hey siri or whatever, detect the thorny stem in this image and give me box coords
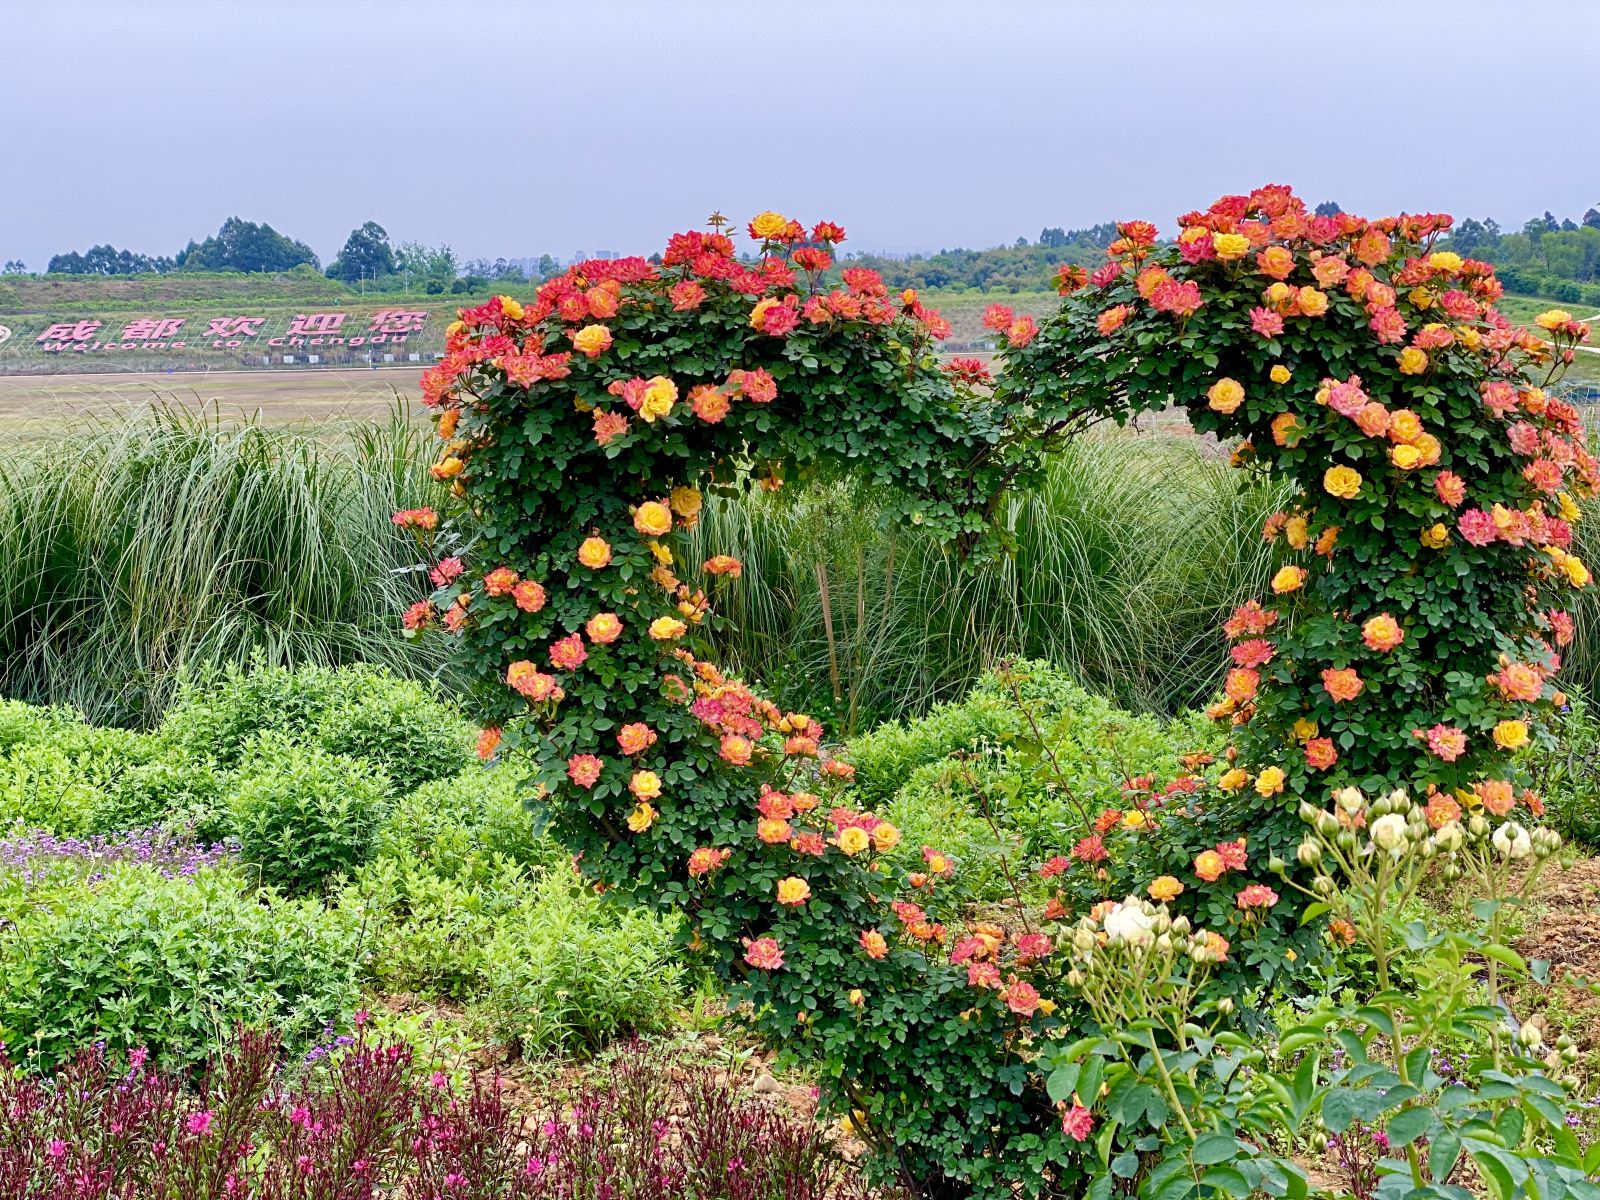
[954,761,1035,936]
[1002,663,1094,825]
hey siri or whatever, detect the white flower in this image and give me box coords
[1335,786,1365,815]
[1103,902,1155,947]
[1370,812,1408,853]
[1492,822,1531,860]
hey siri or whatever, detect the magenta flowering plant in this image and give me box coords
[0,1029,875,1200]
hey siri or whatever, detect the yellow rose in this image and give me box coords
[1398,347,1428,375]
[1270,364,1291,384]
[1427,251,1463,274]
[1408,287,1434,310]
[749,210,789,240]
[1297,287,1329,317]
[776,876,811,906]
[577,537,612,569]
[669,486,702,520]
[633,501,673,538]
[1458,327,1481,351]
[1557,492,1582,523]
[1285,515,1309,550]
[649,616,688,640]
[1212,232,1251,260]
[629,770,662,800]
[1255,766,1286,796]
[1492,720,1530,750]
[627,802,657,832]
[1411,432,1441,466]
[1272,564,1307,594]
[848,988,865,1006]
[1388,409,1423,443]
[1121,809,1148,829]
[1147,875,1184,902]
[1323,465,1362,499]
[1218,768,1249,791]
[640,375,677,423]
[838,827,871,855]
[1420,523,1450,549]
[872,822,902,851]
[1390,443,1423,470]
[432,455,463,479]
[1207,377,1245,414]
[1535,309,1572,332]
[1565,555,1592,588]
[497,295,524,320]
[571,323,613,357]
[1291,717,1319,742]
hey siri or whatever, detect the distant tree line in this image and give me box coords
[39,216,559,294]
[839,223,1118,293]
[1441,207,1600,304]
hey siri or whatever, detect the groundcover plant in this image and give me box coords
[406,189,1597,1199]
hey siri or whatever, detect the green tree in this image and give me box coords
[326,220,395,283]
[176,217,319,273]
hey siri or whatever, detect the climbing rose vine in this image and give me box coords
[1000,183,1593,870]
[405,188,1590,1199]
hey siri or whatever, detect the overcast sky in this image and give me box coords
[5,0,1598,269]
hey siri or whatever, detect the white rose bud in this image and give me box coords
[1370,812,1408,854]
[1434,821,1464,853]
[1335,787,1365,814]
[1492,822,1532,860]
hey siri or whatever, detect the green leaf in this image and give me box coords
[1428,1131,1461,1182]
[1192,1133,1240,1165]
[1200,1166,1252,1198]
[1386,1107,1433,1147]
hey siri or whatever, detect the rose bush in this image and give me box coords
[407,189,1594,1199]
[1000,187,1594,875]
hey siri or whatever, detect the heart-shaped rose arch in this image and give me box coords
[402,188,1592,1198]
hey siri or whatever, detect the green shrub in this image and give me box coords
[0,698,87,756]
[163,660,472,793]
[351,853,529,1000]
[0,864,360,1072]
[227,736,389,892]
[160,659,369,765]
[472,873,683,1058]
[883,758,1024,904]
[1529,694,1600,848]
[0,724,159,835]
[848,661,1225,860]
[0,744,103,834]
[376,759,559,880]
[86,754,231,841]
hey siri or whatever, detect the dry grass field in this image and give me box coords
[0,367,425,430]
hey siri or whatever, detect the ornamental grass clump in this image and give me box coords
[406,190,1597,1199]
